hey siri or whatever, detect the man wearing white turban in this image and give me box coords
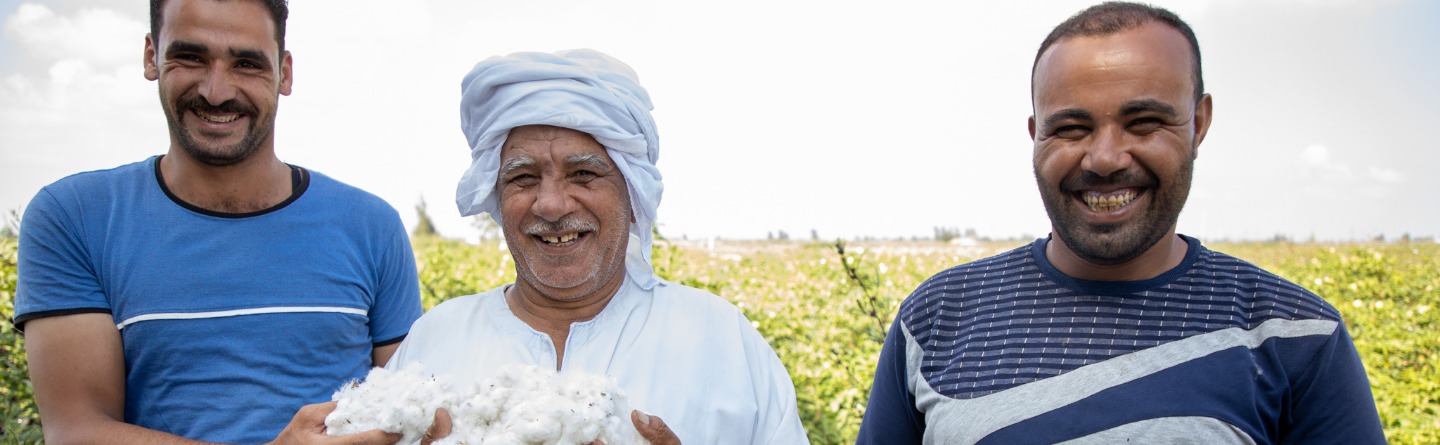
[386,49,809,444]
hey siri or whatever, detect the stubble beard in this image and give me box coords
[506,208,632,303]
[1038,160,1192,266]
[162,93,272,167]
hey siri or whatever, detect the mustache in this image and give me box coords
[178,95,256,117]
[522,217,595,235]
[1062,169,1157,191]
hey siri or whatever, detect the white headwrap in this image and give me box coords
[456,49,662,290]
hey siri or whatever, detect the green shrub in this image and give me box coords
[1215,242,1440,444]
[1,237,43,442]
[3,237,1435,444]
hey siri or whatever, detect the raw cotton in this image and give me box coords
[326,364,457,444]
[326,364,649,445]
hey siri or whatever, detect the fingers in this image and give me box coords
[420,408,454,445]
[631,410,681,445]
[295,401,339,426]
[271,402,403,445]
[339,429,403,445]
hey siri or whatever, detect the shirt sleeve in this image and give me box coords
[856,317,925,445]
[737,313,810,445]
[1281,322,1387,444]
[366,217,423,346]
[13,187,112,330]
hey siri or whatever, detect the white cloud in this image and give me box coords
[1299,143,1353,178]
[0,3,159,216]
[1368,166,1405,185]
[1300,143,1329,165]
[4,4,144,69]
[1289,143,1410,206]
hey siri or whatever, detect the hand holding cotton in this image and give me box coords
[325,364,649,445]
[325,364,456,444]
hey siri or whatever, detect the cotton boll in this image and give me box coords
[333,363,649,445]
[500,390,572,444]
[557,372,646,445]
[325,364,457,444]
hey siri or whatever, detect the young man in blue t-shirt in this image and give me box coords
[14,1,422,444]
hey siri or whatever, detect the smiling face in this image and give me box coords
[1029,22,1213,269]
[497,125,632,304]
[144,0,292,166]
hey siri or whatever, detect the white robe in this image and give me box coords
[387,278,809,444]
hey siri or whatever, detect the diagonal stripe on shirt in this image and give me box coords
[907,317,1338,444]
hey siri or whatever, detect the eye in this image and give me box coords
[1053,125,1090,139]
[1128,117,1164,133]
[173,53,204,64]
[569,170,598,183]
[506,174,539,187]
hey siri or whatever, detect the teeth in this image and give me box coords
[197,111,239,123]
[541,233,580,244]
[1083,189,1137,212]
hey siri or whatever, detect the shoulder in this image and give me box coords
[1191,245,1342,322]
[898,242,1039,322]
[645,280,769,346]
[298,168,401,217]
[650,279,749,319]
[291,168,406,239]
[416,287,506,325]
[35,159,155,204]
[25,159,158,232]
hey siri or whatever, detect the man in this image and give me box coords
[857,2,1386,444]
[385,49,809,444]
[14,0,422,443]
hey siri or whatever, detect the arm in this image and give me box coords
[855,318,925,445]
[26,313,217,445]
[27,314,400,445]
[736,314,809,444]
[372,342,401,368]
[1280,323,1387,444]
[367,217,423,367]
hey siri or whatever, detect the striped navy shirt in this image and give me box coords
[857,235,1385,444]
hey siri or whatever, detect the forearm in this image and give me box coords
[45,419,223,445]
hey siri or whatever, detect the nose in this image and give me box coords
[197,63,238,105]
[530,179,576,222]
[1080,126,1134,178]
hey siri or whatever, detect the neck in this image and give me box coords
[505,276,625,370]
[1046,231,1189,281]
[159,148,291,213]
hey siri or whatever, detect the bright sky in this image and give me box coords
[2,0,1436,242]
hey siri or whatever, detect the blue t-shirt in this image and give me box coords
[15,157,423,444]
[857,235,1385,444]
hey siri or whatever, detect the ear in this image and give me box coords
[143,33,159,81]
[1027,115,1038,141]
[1190,93,1213,159]
[278,50,293,96]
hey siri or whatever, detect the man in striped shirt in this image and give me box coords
[857,2,1386,444]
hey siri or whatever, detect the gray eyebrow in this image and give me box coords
[565,153,613,171]
[498,156,537,178]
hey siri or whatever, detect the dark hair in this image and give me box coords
[150,0,289,53]
[1032,2,1203,102]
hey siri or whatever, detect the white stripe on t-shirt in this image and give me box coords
[116,306,368,330]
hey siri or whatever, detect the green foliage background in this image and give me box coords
[1,236,1436,443]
